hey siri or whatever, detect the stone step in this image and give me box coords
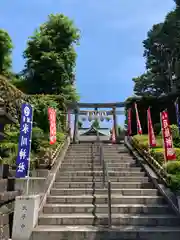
[32,225,180,240]
[50,188,158,196]
[56,171,148,182]
[43,203,172,215]
[66,151,92,155]
[63,159,136,164]
[53,182,153,189]
[61,163,137,168]
[66,153,133,157]
[47,195,165,204]
[60,167,142,172]
[38,213,180,226]
[104,150,130,153]
[64,158,135,163]
[56,176,123,182]
[58,171,145,177]
[56,173,144,182]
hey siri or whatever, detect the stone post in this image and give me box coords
[12,195,40,240]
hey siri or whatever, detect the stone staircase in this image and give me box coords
[32,142,180,240]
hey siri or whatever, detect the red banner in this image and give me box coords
[127,108,132,136]
[134,103,142,135]
[161,111,176,161]
[147,107,156,147]
[48,108,56,145]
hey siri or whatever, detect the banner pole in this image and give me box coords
[26,106,33,195]
[147,108,150,151]
[160,111,167,164]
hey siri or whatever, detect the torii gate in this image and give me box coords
[67,102,125,143]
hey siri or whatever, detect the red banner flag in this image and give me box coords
[127,108,132,136]
[160,110,176,161]
[147,107,156,148]
[134,103,142,135]
[48,108,56,145]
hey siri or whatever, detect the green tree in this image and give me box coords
[91,119,100,129]
[78,121,83,128]
[0,29,13,76]
[133,6,180,96]
[20,14,80,102]
[174,0,180,6]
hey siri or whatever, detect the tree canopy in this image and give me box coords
[133,3,180,97]
[14,14,80,103]
[0,29,13,76]
[91,119,100,129]
[0,13,80,165]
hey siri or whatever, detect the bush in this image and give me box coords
[133,134,162,150]
[31,127,44,153]
[165,161,180,175]
[56,132,65,143]
[154,123,161,135]
[0,142,18,158]
[150,148,165,165]
[170,124,180,148]
[133,134,149,151]
[132,134,180,193]
[168,174,180,192]
[171,124,179,139]
[150,148,180,165]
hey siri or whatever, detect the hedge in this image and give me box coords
[132,134,180,192]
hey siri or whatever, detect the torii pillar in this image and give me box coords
[73,108,79,143]
[112,106,118,141]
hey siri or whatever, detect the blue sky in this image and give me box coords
[0,0,175,127]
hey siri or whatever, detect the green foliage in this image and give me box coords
[30,95,63,133]
[174,0,180,6]
[150,148,165,165]
[0,129,19,164]
[78,121,83,128]
[133,134,180,192]
[168,174,180,192]
[91,119,100,129]
[105,116,111,122]
[170,124,180,148]
[31,127,44,153]
[171,124,179,139]
[117,125,122,135]
[165,161,180,175]
[154,123,161,135]
[0,29,13,76]
[0,13,80,166]
[132,5,180,97]
[22,13,80,102]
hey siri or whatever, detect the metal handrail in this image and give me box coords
[96,132,112,227]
